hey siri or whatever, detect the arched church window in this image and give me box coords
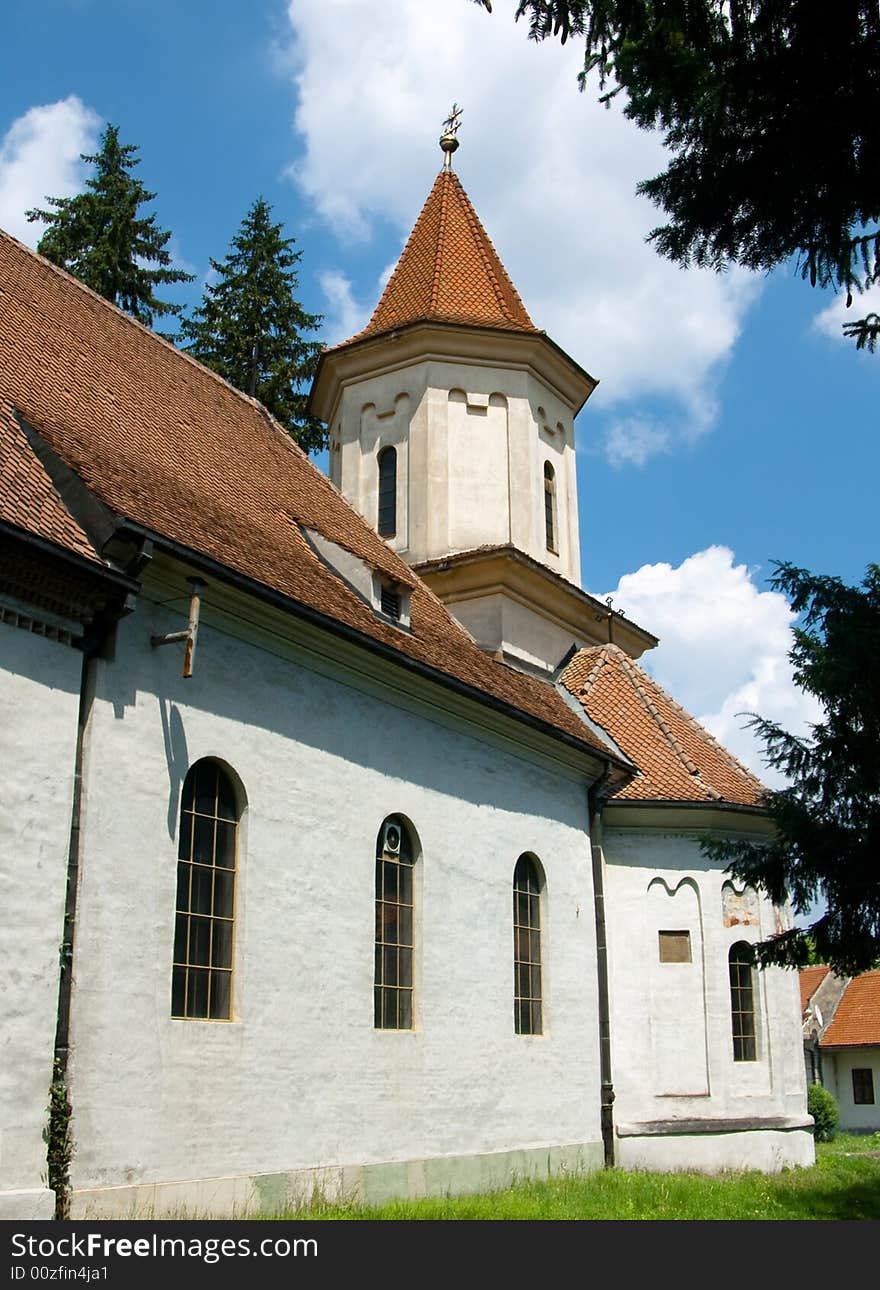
[729,941,758,1061]
[374,815,416,1029]
[543,461,557,553]
[377,446,397,537]
[172,759,239,1021]
[513,854,544,1035]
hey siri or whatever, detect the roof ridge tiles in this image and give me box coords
[613,649,721,802]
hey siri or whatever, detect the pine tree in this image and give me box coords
[26,124,193,326]
[176,199,325,453]
[702,562,880,976]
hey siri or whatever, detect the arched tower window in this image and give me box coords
[374,815,415,1029]
[543,461,557,553]
[377,446,397,537]
[729,941,758,1061]
[513,854,543,1035]
[172,759,239,1021]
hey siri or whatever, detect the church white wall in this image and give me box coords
[0,623,81,1218]
[65,586,602,1215]
[602,825,813,1172]
[330,355,580,584]
[821,1048,880,1133]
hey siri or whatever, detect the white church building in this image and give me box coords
[0,138,813,1220]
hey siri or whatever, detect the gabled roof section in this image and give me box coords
[0,227,618,762]
[821,971,880,1048]
[561,643,765,807]
[341,169,538,345]
[800,964,831,1014]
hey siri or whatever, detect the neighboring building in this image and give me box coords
[0,138,812,1220]
[801,969,880,1132]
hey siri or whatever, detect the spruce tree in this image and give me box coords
[176,199,325,453]
[702,562,880,976]
[26,124,193,326]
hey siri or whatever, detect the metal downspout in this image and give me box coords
[589,765,615,1167]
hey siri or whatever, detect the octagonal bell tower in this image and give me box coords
[308,119,655,674]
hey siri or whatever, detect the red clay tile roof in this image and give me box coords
[0,401,100,563]
[561,643,765,806]
[800,965,831,1014]
[339,169,538,345]
[0,227,616,760]
[821,971,880,1048]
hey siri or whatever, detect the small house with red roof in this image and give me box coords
[801,969,880,1131]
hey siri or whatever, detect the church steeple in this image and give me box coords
[308,141,656,675]
[344,167,538,345]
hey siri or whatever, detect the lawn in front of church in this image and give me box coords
[272,1135,880,1220]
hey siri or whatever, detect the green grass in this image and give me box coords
[273,1135,880,1221]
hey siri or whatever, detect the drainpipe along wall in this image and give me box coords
[588,766,615,1167]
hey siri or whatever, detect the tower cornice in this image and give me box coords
[309,319,597,426]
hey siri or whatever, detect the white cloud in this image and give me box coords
[283,0,762,465]
[319,268,371,346]
[0,97,101,247]
[813,282,880,344]
[598,547,822,783]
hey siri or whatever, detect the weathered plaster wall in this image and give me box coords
[66,583,602,1214]
[0,623,81,1218]
[603,825,813,1172]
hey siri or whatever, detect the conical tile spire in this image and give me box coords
[341,170,538,345]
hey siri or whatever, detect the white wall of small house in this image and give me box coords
[329,356,581,586]
[0,622,81,1218]
[64,579,602,1211]
[602,825,814,1172]
[821,1048,880,1132]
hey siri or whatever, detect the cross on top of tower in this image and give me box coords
[439,103,462,170]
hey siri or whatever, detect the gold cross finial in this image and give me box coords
[439,103,462,170]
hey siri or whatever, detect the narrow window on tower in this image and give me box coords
[543,461,557,553]
[377,446,397,538]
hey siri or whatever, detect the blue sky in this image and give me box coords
[1,0,876,774]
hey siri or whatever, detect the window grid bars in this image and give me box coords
[513,860,543,1035]
[172,765,236,1021]
[729,952,757,1061]
[374,850,414,1029]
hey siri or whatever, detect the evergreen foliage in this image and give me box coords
[26,124,193,326]
[807,1083,839,1143]
[701,562,880,976]
[473,2,880,352]
[176,198,325,453]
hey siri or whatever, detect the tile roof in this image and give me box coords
[0,227,616,761]
[0,401,100,563]
[339,169,538,345]
[800,965,831,1014]
[561,643,765,806]
[821,971,880,1048]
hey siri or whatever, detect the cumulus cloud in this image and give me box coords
[319,268,370,346]
[598,547,822,783]
[283,0,762,465]
[813,282,880,345]
[0,97,101,246]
